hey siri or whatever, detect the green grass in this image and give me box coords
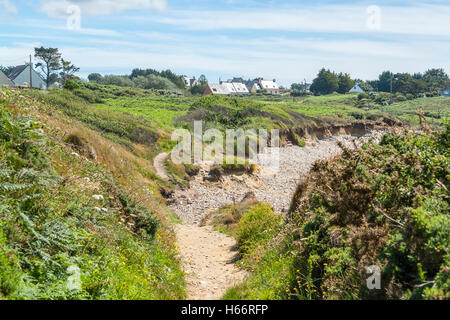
[93,96,192,130]
[382,96,450,125]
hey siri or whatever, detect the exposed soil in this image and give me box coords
[154,152,170,181]
[174,224,247,300]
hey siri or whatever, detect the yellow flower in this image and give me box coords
[323,263,328,266]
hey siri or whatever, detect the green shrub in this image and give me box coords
[237,203,282,256]
[64,80,80,91]
[357,92,369,100]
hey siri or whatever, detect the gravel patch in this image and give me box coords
[169,131,387,225]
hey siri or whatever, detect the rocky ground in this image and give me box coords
[168,131,386,225]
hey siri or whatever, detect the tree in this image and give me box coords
[310,68,338,95]
[367,80,379,92]
[34,47,62,87]
[377,71,394,93]
[88,73,103,83]
[198,74,208,86]
[190,84,208,95]
[337,73,354,94]
[0,66,14,76]
[134,74,178,90]
[59,59,80,85]
[130,68,185,89]
[422,68,450,91]
[102,75,135,87]
[393,73,426,95]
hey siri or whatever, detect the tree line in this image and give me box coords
[87,68,190,91]
[301,67,450,97]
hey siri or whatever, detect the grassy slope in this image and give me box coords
[217,124,449,300]
[0,89,185,300]
[67,85,450,133]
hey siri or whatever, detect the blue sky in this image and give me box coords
[1,0,449,86]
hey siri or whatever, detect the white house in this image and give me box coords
[259,80,280,95]
[182,76,198,88]
[203,81,249,96]
[245,79,280,95]
[349,83,364,93]
[440,88,450,97]
[204,83,230,95]
[0,70,13,87]
[250,83,261,93]
[230,82,249,95]
[8,65,46,89]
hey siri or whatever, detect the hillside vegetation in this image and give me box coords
[0,89,185,299]
[220,123,449,300]
[26,85,450,142]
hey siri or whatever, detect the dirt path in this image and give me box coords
[154,151,248,300]
[175,224,247,300]
[153,152,170,182]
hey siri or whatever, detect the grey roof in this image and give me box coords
[0,70,13,86]
[8,65,28,80]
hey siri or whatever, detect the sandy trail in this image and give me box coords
[154,152,248,300]
[154,152,170,181]
[175,224,247,300]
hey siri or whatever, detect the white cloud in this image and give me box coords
[39,0,167,18]
[0,0,18,14]
[157,4,450,37]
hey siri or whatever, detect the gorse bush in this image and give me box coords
[287,122,449,300]
[226,122,449,300]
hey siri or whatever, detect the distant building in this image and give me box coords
[349,83,364,93]
[0,70,13,87]
[230,82,249,95]
[440,88,450,97]
[250,83,261,94]
[8,65,46,89]
[258,79,280,95]
[204,84,230,95]
[295,83,311,92]
[182,76,198,88]
[245,78,280,95]
[203,81,249,96]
